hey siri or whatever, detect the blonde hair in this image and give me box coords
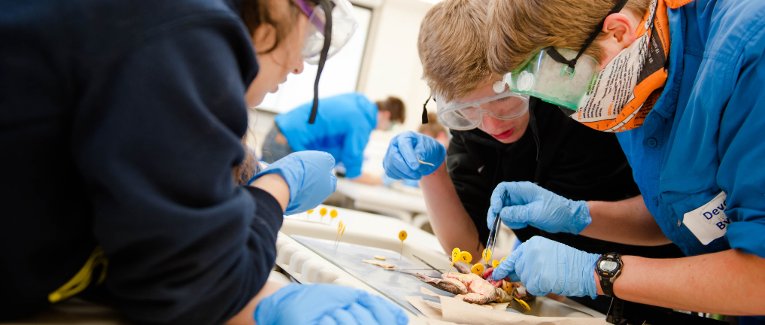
[418,0,496,102]
[486,0,651,75]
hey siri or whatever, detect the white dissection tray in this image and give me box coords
[276,205,607,323]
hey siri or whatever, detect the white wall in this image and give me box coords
[358,0,434,131]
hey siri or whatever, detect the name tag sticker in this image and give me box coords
[683,191,729,245]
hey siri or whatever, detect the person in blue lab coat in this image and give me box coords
[482,0,765,322]
[0,0,408,324]
[261,93,406,185]
[381,1,693,323]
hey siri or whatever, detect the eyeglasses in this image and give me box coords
[435,88,529,131]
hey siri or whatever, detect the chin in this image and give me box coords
[248,94,266,107]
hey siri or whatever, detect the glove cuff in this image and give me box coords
[584,253,600,299]
[570,200,592,234]
[254,284,301,323]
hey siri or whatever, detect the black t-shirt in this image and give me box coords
[447,98,683,257]
[447,98,684,319]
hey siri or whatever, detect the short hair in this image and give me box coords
[418,0,495,102]
[486,0,651,75]
[240,0,306,54]
[376,96,406,124]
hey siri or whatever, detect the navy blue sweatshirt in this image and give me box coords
[0,1,283,323]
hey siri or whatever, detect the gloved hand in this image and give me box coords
[487,181,591,234]
[249,151,336,215]
[254,284,409,325]
[492,236,599,298]
[383,131,446,180]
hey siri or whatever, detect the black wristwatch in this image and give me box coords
[595,252,623,297]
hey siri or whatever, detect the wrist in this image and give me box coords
[595,252,623,298]
[250,173,289,212]
[422,161,447,179]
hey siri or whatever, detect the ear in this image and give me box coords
[602,13,637,48]
[252,24,277,53]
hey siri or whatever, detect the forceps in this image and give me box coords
[485,212,502,259]
[417,158,435,167]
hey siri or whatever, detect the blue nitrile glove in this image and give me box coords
[492,236,599,298]
[383,131,446,180]
[487,181,591,234]
[248,151,337,215]
[254,284,409,325]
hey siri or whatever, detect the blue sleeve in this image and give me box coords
[341,127,370,179]
[72,18,281,324]
[718,45,765,258]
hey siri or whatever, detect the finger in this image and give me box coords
[357,294,408,324]
[498,205,531,229]
[488,182,510,214]
[492,248,522,282]
[395,135,421,170]
[387,157,417,180]
[486,211,498,232]
[346,302,376,324]
[312,151,336,168]
[504,181,540,205]
[328,307,362,325]
[318,314,338,325]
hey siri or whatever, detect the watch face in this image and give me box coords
[599,260,619,272]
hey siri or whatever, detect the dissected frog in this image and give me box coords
[415,254,534,310]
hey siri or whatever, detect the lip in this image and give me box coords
[491,128,515,140]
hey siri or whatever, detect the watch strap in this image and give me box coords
[596,252,622,297]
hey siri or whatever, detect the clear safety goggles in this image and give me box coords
[293,0,358,64]
[499,0,627,112]
[435,82,529,131]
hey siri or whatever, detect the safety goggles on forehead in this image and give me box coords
[293,0,358,124]
[435,82,529,131]
[293,0,357,64]
[498,0,628,112]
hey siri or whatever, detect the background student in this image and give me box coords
[261,93,405,185]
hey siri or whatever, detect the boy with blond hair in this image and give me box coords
[383,0,684,321]
[485,0,765,322]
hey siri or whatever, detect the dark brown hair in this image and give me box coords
[376,96,406,124]
[239,0,305,54]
